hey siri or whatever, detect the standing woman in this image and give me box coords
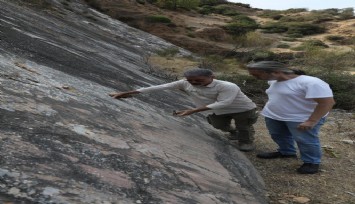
[247,61,335,174]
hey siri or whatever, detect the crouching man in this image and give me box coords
[110,68,258,152]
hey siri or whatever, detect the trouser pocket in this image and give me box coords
[248,111,259,125]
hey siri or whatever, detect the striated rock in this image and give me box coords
[0,0,266,203]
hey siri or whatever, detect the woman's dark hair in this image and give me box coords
[247,61,306,75]
[292,69,306,75]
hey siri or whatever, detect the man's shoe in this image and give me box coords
[236,142,255,152]
[297,163,320,174]
[256,151,297,159]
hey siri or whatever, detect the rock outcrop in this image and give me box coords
[0,0,266,203]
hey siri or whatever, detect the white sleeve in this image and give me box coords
[305,80,333,98]
[206,84,239,109]
[137,80,184,93]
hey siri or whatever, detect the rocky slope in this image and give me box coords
[0,0,266,203]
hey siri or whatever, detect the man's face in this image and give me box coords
[186,75,214,86]
[248,69,275,80]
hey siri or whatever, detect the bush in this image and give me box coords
[156,47,180,57]
[339,8,354,20]
[261,22,288,33]
[213,4,239,16]
[199,0,228,6]
[292,40,329,51]
[146,15,172,23]
[284,8,308,13]
[298,49,355,72]
[234,32,274,47]
[286,22,326,35]
[217,74,269,105]
[157,0,200,10]
[286,33,304,38]
[224,15,259,36]
[277,43,291,48]
[282,37,298,42]
[178,0,200,10]
[233,32,274,48]
[307,70,355,110]
[251,50,277,61]
[198,5,214,14]
[258,10,283,19]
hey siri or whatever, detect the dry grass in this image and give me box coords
[244,111,355,204]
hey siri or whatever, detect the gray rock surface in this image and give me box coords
[0,0,266,203]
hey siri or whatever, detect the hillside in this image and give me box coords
[91,0,355,59]
[87,0,355,111]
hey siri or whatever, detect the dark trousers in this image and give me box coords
[207,108,258,143]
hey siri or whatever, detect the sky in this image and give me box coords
[228,0,355,10]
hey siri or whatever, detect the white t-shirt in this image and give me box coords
[261,75,333,122]
[137,79,256,115]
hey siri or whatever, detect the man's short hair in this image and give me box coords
[246,61,293,73]
[183,68,213,77]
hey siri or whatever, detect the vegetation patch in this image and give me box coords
[233,32,274,48]
[292,39,329,51]
[156,47,180,57]
[146,15,172,23]
[224,15,259,36]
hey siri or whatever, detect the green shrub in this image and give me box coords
[327,36,355,45]
[339,8,354,20]
[156,47,180,57]
[224,15,259,36]
[213,4,239,15]
[277,43,290,48]
[233,32,274,47]
[157,0,200,10]
[286,22,326,35]
[251,50,277,61]
[282,37,298,42]
[326,35,345,42]
[262,21,326,36]
[217,74,269,105]
[298,49,355,72]
[257,10,283,19]
[178,0,200,10]
[199,0,228,6]
[286,33,304,38]
[198,5,214,14]
[284,8,308,13]
[293,40,329,51]
[146,15,172,23]
[306,70,355,110]
[261,22,288,33]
